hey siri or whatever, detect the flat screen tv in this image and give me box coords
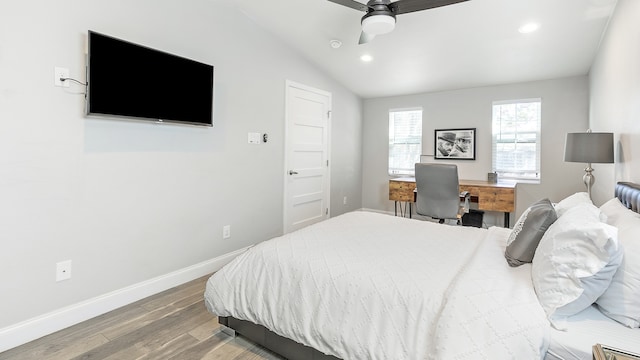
[87,31,214,127]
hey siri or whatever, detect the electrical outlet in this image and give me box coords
[54,66,70,88]
[56,260,72,282]
[343,196,347,205]
[223,225,231,239]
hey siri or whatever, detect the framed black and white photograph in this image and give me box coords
[434,128,476,160]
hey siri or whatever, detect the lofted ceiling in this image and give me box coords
[219,0,618,99]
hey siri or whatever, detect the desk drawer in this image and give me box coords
[477,188,515,212]
[389,180,416,202]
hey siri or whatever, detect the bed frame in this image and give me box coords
[218,181,640,360]
[218,316,340,360]
[616,182,640,211]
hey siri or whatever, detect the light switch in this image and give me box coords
[248,132,261,144]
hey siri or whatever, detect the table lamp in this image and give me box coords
[563,130,614,199]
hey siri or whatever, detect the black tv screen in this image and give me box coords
[87,31,213,127]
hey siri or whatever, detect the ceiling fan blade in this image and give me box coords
[327,0,368,12]
[389,0,470,15]
[358,31,376,44]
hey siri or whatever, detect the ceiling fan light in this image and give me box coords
[362,14,396,35]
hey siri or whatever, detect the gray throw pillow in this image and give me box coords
[505,198,557,267]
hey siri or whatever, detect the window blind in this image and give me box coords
[389,109,422,175]
[492,99,541,180]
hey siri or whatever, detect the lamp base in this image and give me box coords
[583,163,595,200]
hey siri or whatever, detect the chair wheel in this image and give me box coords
[438,219,445,224]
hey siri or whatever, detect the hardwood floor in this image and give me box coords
[0,274,284,360]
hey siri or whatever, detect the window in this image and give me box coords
[389,108,422,175]
[492,99,541,181]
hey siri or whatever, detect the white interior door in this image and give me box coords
[284,81,331,233]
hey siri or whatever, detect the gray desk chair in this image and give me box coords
[414,163,470,224]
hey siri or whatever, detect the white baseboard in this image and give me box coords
[0,247,249,353]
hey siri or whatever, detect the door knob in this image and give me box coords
[289,170,298,175]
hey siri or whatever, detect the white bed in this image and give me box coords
[204,182,640,360]
[546,305,640,360]
[205,211,548,359]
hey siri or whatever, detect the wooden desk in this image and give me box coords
[389,177,517,227]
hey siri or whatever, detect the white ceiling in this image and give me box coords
[220,0,617,99]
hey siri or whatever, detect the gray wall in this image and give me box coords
[0,1,362,329]
[362,76,590,225]
[589,0,640,204]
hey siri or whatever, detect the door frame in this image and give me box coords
[283,80,332,234]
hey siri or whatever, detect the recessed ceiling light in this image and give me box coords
[518,22,540,34]
[360,54,373,62]
[329,39,342,49]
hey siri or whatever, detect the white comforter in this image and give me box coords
[204,211,549,359]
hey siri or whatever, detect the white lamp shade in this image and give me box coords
[362,14,396,35]
[564,132,614,164]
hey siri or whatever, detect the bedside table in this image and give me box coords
[593,344,640,360]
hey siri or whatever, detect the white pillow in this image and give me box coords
[553,192,592,218]
[531,203,623,329]
[600,197,639,225]
[596,198,640,328]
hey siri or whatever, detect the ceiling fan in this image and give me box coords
[328,0,470,44]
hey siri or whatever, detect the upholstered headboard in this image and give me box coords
[615,182,640,213]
